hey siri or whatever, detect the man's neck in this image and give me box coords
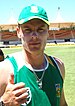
[22,50,45,69]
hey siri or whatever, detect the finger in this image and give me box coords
[16,98,27,105]
[13,87,28,97]
[13,82,25,90]
[16,92,28,102]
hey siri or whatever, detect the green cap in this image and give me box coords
[18,4,50,25]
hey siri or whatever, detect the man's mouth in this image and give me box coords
[29,42,41,46]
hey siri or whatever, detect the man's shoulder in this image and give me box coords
[8,51,22,57]
[0,58,14,92]
[0,51,18,77]
[53,57,65,79]
[53,57,64,66]
[46,55,64,66]
[46,55,65,79]
[0,58,14,74]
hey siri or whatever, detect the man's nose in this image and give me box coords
[31,31,38,37]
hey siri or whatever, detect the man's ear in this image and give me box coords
[16,27,21,38]
[47,30,50,38]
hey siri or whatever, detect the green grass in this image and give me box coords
[1,44,75,106]
[1,47,22,55]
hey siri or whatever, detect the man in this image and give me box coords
[0,4,68,106]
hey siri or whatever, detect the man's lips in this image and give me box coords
[29,42,41,45]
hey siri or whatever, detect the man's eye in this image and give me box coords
[38,29,45,33]
[25,29,31,33]
[22,28,31,33]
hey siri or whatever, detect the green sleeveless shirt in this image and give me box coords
[6,53,63,106]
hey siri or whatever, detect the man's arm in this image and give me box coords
[55,57,68,106]
[0,60,29,106]
[60,89,68,106]
[0,61,10,96]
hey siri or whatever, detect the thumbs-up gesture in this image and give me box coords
[1,73,29,106]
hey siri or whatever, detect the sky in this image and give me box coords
[0,0,75,24]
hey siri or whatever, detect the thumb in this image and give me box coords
[8,73,14,84]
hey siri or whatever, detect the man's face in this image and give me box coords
[17,19,49,55]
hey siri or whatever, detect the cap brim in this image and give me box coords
[18,16,50,25]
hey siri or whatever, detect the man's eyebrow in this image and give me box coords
[38,24,46,27]
[40,25,44,27]
[20,23,46,28]
[21,25,30,28]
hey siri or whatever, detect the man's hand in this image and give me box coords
[1,73,29,106]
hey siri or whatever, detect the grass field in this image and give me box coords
[1,44,75,106]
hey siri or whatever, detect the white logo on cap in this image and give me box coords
[30,6,38,13]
